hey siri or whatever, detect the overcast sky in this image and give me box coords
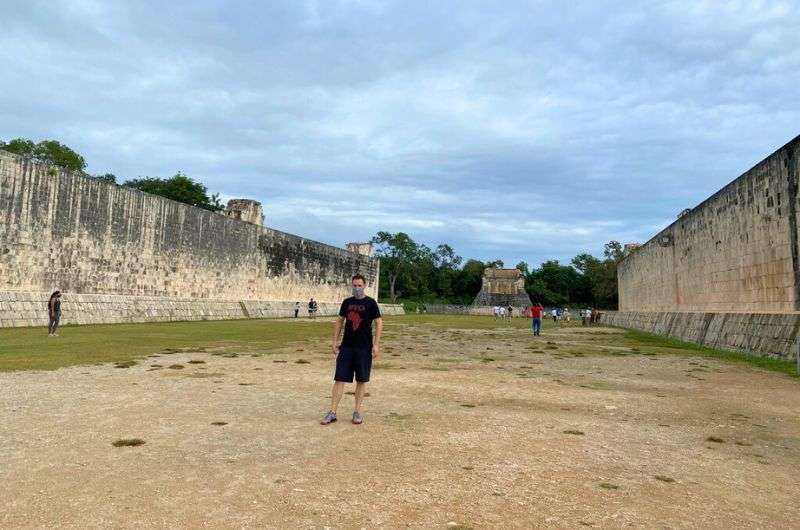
[2,1,799,267]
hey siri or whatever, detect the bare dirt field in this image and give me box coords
[2,316,799,529]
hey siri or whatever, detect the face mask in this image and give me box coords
[352,286,365,298]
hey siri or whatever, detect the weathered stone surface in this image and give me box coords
[0,151,397,327]
[223,198,264,225]
[603,310,800,359]
[471,268,532,307]
[0,290,404,327]
[618,134,800,313]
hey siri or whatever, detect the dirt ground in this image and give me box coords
[2,317,799,529]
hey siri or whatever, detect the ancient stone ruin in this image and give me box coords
[223,199,264,225]
[607,133,800,359]
[0,150,402,327]
[471,268,532,307]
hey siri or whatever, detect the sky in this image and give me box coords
[2,0,799,268]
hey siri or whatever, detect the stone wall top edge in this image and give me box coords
[619,133,800,267]
[0,149,374,263]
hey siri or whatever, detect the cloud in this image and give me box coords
[2,0,799,267]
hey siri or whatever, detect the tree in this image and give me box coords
[571,242,620,308]
[92,173,117,183]
[515,261,530,275]
[1,137,86,172]
[371,231,424,303]
[124,172,224,211]
[603,240,624,263]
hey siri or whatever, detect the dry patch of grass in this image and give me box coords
[112,438,145,447]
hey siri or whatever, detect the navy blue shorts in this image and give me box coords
[334,346,372,383]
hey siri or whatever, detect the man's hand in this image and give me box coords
[332,344,340,355]
[372,344,380,359]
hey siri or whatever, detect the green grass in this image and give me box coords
[618,329,799,377]
[0,318,332,372]
[2,314,798,379]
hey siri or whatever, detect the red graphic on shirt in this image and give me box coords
[346,304,366,331]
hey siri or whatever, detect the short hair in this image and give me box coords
[351,273,366,284]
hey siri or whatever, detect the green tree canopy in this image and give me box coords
[371,231,425,303]
[0,138,86,172]
[123,172,223,212]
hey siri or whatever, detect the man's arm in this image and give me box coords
[332,316,344,354]
[372,317,383,359]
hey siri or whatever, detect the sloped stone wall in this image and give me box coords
[603,310,800,360]
[0,291,403,327]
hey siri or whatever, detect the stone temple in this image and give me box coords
[472,268,532,307]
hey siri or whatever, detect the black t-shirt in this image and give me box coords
[339,296,381,350]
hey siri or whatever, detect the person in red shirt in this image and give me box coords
[530,302,544,336]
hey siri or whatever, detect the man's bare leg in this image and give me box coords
[329,381,345,413]
[354,382,367,414]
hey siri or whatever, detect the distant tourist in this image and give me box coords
[493,306,500,319]
[530,301,543,336]
[585,308,593,325]
[321,273,382,426]
[507,305,513,319]
[499,306,506,319]
[564,308,571,322]
[294,301,300,318]
[308,298,318,318]
[47,290,62,337]
[551,308,558,323]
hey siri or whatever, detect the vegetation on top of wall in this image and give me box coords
[0,137,86,172]
[1,137,224,212]
[124,173,224,212]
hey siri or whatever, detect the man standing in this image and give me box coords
[293,301,300,318]
[321,274,383,426]
[530,301,543,336]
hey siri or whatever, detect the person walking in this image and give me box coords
[507,305,513,320]
[530,301,543,336]
[47,290,62,337]
[293,301,300,318]
[321,274,383,426]
[551,308,558,323]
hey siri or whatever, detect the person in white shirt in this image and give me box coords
[551,308,557,323]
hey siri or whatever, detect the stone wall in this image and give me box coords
[0,150,387,326]
[618,134,800,313]
[0,291,404,327]
[602,311,799,360]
